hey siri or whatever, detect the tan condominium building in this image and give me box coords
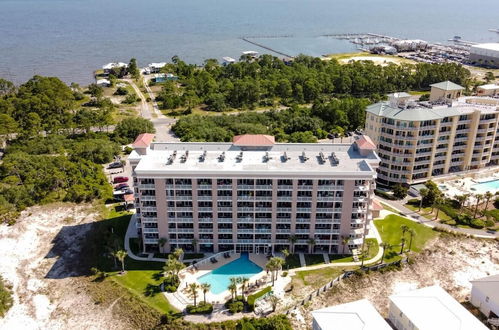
[129,134,379,254]
[364,81,499,186]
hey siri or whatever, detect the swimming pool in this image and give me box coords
[198,253,263,294]
[471,179,499,193]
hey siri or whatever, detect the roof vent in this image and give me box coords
[236,151,243,162]
[330,152,339,165]
[180,150,189,162]
[218,151,225,162]
[282,151,291,162]
[167,150,177,165]
[301,151,309,162]
[319,152,326,164]
[199,150,207,162]
[263,151,272,162]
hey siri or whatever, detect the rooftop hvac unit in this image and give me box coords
[219,151,225,162]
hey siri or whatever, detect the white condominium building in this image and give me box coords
[129,134,379,254]
[364,81,499,185]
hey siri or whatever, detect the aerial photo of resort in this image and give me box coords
[1,0,499,329]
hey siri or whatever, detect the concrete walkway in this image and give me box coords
[124,214,168,262]
[377,197,499,238]
[298,253,305,267]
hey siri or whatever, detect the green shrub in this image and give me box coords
[470,219,485,229]
[438,203,459,219]
[228,301,244,313]
[0,275,13,317]
[407,198,419,205]
[163,275,180,292]
[281,271,288,277]
[484,219,495,227]
[247,286,272,311]
[186,302,213,314]
[114,87,129,96]
[374,190,397,200]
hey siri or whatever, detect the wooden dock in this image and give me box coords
[241,37,294,59]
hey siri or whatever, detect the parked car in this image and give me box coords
[113,176,128,184]
[123,189,134,195]
[114,183,129,190]
[107,162,123,169]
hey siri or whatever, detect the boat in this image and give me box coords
[488,29,499,33]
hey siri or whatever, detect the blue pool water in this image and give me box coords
[198,253,262,294]
[471,179,499,193]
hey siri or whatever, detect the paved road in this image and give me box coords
[376,196,499,238]
[125,78,180,143]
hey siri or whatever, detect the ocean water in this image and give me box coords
[1,0,499,84]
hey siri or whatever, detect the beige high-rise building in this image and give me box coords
[129,134,379,254]
[364,81,499,186]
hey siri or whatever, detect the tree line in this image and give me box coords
[156,55,471,112]
[0,76,155,223]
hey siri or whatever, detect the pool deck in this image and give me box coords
[167,252,273,310]
[436,171,499,203]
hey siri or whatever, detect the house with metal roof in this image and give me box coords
[429,81,464,102]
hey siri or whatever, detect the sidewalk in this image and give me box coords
[124,214,168,262]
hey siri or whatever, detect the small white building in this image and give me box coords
[102,62,127,73]
[477,84,499,96]
[389,285,487,330]
[470,274,499,319]
[222,56,236,66]
[312,299,392,330]
[95,79,111,87]
[148,62,167,73]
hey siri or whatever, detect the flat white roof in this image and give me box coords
[312,299,391,330]
[390,285,488,330]
[471,43,499,52]
[471,274,499,305]
[148,62,167,68]
[102,62,127,70]
[96,79,110,84]
[132,142,378,177]
[222,56,236,62]
[478,84,499,90]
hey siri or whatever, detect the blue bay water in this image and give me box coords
[0,0,499,84]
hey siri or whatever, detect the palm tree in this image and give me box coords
[341,235,350,255]
[239,277,249,301]
[484,191,493,210]
[158,237,167,253]
[399,237,406,254]
[474,194,483,219]
[433,197,443,220]
[463,193,471,209]
[164,255,185,276]
[407,229,416,252]
[281,248,290,270]
[307,237,316,253]
[191,238,198,252]
[379,242,392,264]
[228,283,237,301]
[455,195,467,210]
[189,283,199,307]
[172,247,183,261]
[288,235,297,254]
[360,239,374,268]
[269,294,279,312]
[419,188,428,211]
[200,283,211,304]
[115,250,127,273]
[401,225,409,237]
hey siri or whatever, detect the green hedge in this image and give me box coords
[374,190,397,200]
[247,286,272,311]
[186,302,213,314]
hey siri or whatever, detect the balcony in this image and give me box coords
[141,207,156,213]
[255,207,272,212]
[218,239,234,243]
[296,208,312,212]
[197,184,212,190]
[255,185,273,190]
[295,229,310,234]
[140,196,156,201]
[175,207,192,212]
[276,207,292,212]
[141,217,158,223]
[237,184,255,190]
[297,185,313,190]
[255,196,273,201]
[216,196,232,201]
[198,218,213,223]
[296,218,311,223]
[217,207,232,212]
[277,196,292,201]
[199,228,213,233]
[277,185,294,190]
[198,196,213,201]
[217,185,232,190]
[139,184,155,189]
[217,218,233,223]
[198,207,212,212]
[218,228,233,233]
[144,238,158,244]
[173,196,192,201]
[175,184,192,190]
[297,197,312,202]
[142,227,159,233]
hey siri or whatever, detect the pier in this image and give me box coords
[241,37,294,59]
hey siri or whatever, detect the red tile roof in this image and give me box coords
[124,194,134,202]
[132,133,155,148]
[232,134,275,146]
[355,135,376,150]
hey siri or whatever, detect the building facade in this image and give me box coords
[129,134,379,254]
[470,274,499,319]
[364,81,499,185]
[469,43,499,68]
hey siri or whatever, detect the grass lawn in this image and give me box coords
[284,254,302,269]
[92,203,177,314]
[405,203,452,222]
[329,238,379,263]
[374,214,438,263]
[292,267,352,291]
[304,254,325,266]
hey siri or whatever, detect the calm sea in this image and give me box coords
[1,0,498,84]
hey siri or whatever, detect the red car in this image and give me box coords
[113,176,129,184]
